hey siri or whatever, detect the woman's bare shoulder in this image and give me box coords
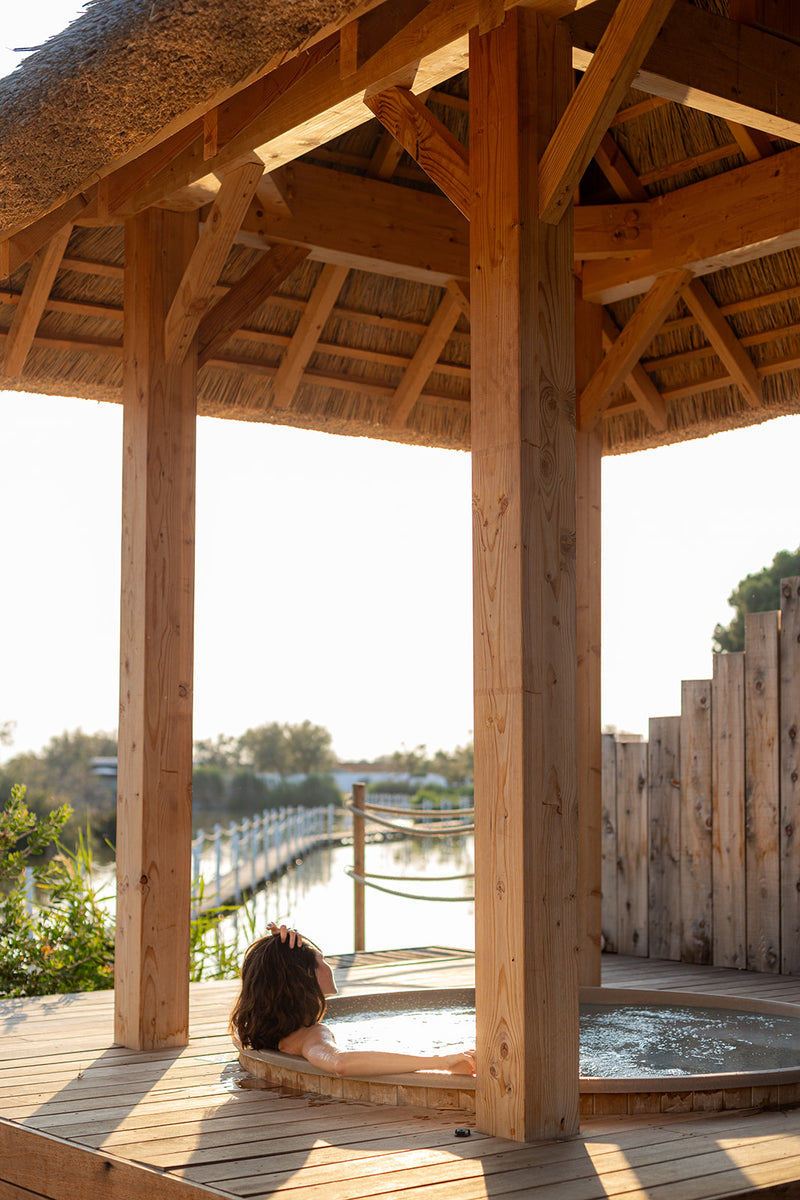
[278,1022,335,1057]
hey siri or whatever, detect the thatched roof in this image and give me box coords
[2,0,800,455]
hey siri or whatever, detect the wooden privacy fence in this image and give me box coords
[603,577,800,975]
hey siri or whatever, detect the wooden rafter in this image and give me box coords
[601,309,668,431]
[727,122,775,162]
[593,133,648,202]
[270,263,349,408]
[568,0,800,142]
[1,196,88,281]
[365,87,469,217]
[386,284,464,428]
[579,269,692,428]
[582,144,800,303]
[3,224,73,377]
[539,0,676,223]
[164,161,264,365]
[683,278,763,409]
[367,88,430,181]
[196,244,309,367]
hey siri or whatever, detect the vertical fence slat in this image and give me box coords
[745,610,781,973]
[712,651,746,969]
[680,679,712,964]
[782,578,800,972]
[616,740,648,957]
[648,716,681,961]
[601,733,618,954]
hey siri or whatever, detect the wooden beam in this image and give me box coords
[164,161,263,365]
[539,0,675,224]
[568,0,800,142]
[593,133,649,202]
[0,194,88,280]
[683,278,763,409]
[471,10,578,1142]
[601,309,669,431]
[386,286,464,428]
[575,295,603,989]
[270,263,349,408]
[197,244,309,367]
[582,145,800,303]
[365,87,470,217]
[116,208,198,1051]
[579,270,691,428]
[3,224,72,377]
[727,122,776,162]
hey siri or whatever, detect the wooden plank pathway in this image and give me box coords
[4,952,800,1199]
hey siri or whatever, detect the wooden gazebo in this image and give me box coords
[2,0,800,1144]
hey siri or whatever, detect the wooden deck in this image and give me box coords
[4,952,800,1200]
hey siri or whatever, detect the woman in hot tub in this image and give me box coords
[230,922,476,1077]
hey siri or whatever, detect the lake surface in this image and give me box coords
[215,834,475,957]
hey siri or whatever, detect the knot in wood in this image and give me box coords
[786,824,794,838]
[140,874,148,886]
[793,771,799,784]
[789,725,797,742]
[499,1041,510,1060]
[495,879,505,899]
[783,584,792,598]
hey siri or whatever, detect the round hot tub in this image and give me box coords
[236,986,800,1117]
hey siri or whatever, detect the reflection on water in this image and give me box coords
[327,1002,800,1078]
[216,835,474,957]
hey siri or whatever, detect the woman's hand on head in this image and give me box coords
[267,921,303,948]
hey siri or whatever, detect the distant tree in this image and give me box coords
[238,720,334,777]
[713,546,800,653]
[239,722,290,776]
[390,743,430,781]
[431,741,474,786]
[193,733,242,769]
[285,720,335,776]
[0,721,15,747]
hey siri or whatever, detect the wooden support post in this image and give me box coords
[470,11,578,1142]
[352,782,366,952]
[116,208,198,1050]
[576,297,603,988]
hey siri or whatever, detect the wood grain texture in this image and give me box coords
[3,224,72,376]
[600,733,619,954]
[270,262,349,408]
[600,308,668,432]
[683,278,763,409]
[117,209,197,1050]
[648,716,681,961]
[568,0,800,141]
[680,680,713,964]
[583,144,800,303]
[616,740,648,957]
[470,9,578,1142]
[538,0,676,223]
[781,578,800,973]
[576,297,603,987]
[386,288,463,428]
[163,161,263,365]
[579,270,691,427]
[365,87,470,217]
[745,610,781,973]
[712,651,746,969]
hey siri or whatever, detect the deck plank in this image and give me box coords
[5,952,800,1200]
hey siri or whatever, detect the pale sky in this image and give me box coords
[2,4,800,764]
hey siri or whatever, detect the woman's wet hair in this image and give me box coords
[230,933,327,1050]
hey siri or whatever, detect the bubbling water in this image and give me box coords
[327,1002,800,1078]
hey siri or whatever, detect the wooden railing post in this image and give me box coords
[353,782,366,952]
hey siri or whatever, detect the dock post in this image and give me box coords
[353,782,366,951]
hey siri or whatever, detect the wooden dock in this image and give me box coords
[4,953,800,1200]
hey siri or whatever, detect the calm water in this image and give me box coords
[326,1002,800,1078]
[215,834,475,957]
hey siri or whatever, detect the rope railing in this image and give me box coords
[349,783,474,948]
[346,868,474,903]
[346,802,474,837]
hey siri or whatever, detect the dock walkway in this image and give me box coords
[3,953,800,1199]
